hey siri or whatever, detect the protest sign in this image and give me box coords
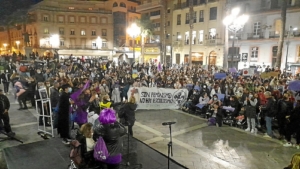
[260,71,279,78]
[127,87,188,109]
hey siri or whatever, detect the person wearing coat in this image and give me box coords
[111,80,121,103]
[120,96,137,136]
[57,84,73,144]
[93,108,126,169]
[244,93,258,133]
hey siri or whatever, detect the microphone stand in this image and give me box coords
[163,123,175,169]
[120,121,142,169]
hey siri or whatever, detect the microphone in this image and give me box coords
[162,122,176,126]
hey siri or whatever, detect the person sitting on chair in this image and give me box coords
[0,89,15,137]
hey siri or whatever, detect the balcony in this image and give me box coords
[247,33,264,40]
[269,31,280,38]
[136,0,163,12]
[150,15,160,20]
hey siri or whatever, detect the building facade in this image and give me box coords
[171,0,226,67]
[136,0,173,64]
[228,0,300,73]
[0,0,141,59]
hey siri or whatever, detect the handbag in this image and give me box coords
[93,136,109,162]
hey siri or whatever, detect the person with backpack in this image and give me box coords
[93,108,126,169]
[260,91,276,138]
[0,89,15,137]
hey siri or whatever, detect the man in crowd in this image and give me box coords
[0,89,15,137]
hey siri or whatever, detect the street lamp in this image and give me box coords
[15,41,20,50]
[3,43,7,51]
[49,34,60,48]
[285,26,298,70]
[223,7,249,68]
[127,23,141,62]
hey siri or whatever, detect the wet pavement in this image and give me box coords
[0,90,297,169]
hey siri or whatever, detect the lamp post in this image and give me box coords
[285,26,298,70]
[127,23,141,63]
[16,41,20,50]
[223,8,249,69]
[3,43,7,51]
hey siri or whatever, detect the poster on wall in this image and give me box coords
[127,87,188,110]
[242,53,248,62]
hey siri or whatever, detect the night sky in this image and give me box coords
[0,0,43,17]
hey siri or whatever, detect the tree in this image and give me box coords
[137,14,154,63]
[276,0,287,69]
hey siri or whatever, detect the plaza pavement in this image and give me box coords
[0,91,298,169]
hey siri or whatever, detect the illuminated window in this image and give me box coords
[44,28,49,34]
[199,30,204,44]
[81,29,86,36]
[88,8,93,10]
[69,7,74,10]
[274,19,282,34]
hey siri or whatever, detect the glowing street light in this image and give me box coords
[127,23,141,61]
[96,36,102,49]
[15,41,20,49]
[49,34,60,48]
[223,7,249,68]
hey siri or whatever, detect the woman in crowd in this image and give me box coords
[93,108,127,169]
[120,96,137,136]
[244,92,258,133]
[284,153,300,169]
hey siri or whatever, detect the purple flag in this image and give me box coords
[70,80,90,101]
[157,62,162,71]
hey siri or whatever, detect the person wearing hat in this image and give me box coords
[0,89,15,137]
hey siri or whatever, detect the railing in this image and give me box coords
[269,31,280,38]
[247,33,264,40]
[136,0,163,12]
[68,45,105,50]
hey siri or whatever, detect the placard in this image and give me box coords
[260,71,279,78]
[127,87,188,110]
[38,88,48,100]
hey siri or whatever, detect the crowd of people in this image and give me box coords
[0,54,300,168]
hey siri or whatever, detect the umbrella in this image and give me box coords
[229,68,237,73]
[288,80,300,91]
[214,73,226,80]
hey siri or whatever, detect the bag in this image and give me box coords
[93,136,109,162]
[208,117,216,126]
[70,140,83,167]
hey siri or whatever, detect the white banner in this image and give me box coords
[127,87,189,110]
